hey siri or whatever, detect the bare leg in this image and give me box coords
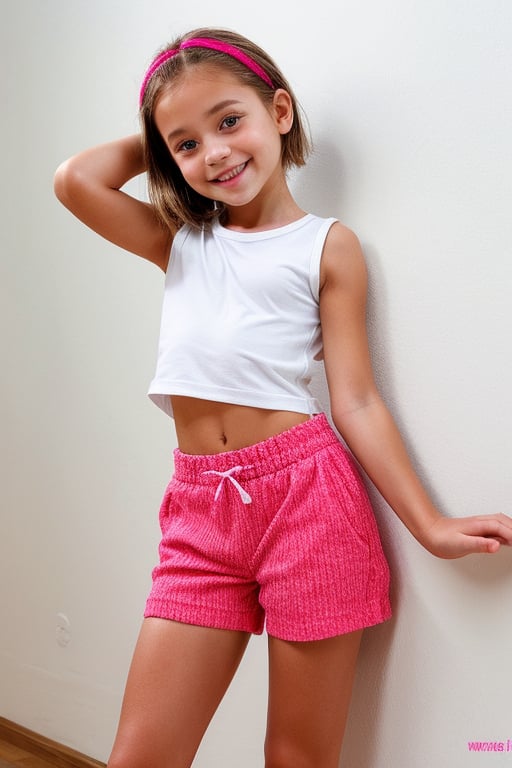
[264,630,363,768]
[108,618,250,768]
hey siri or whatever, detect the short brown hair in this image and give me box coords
[140,28,311,231]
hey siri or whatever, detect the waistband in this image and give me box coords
[173,413,340,483]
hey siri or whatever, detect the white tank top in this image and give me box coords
[148,214,337,418]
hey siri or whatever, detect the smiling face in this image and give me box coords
[153,64,294,222]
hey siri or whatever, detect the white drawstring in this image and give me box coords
[202,465,253,505]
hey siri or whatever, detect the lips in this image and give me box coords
[214,162,247,183]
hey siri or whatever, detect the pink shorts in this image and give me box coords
[145,413,391,641]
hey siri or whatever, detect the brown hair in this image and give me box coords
[140,28,311,231]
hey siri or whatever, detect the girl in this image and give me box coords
[54,27,512,768]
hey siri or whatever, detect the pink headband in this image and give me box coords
[139,37,274,106]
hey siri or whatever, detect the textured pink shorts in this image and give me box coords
[145,413,391,641]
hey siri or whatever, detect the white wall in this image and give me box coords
[2,1,511,765]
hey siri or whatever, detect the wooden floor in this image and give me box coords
[0,719,105,768]
[0,737,60,768]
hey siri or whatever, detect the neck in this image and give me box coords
[221,180,305,233]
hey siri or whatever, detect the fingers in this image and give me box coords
[422,514,512,559]
[444,533,500,559]
[463,536,501,556]
[463,515,512,546]
[455,515,512,558]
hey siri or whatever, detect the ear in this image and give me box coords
[272,88,294,135]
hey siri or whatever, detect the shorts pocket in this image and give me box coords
[325,444,376,549]
[158,478,176,532]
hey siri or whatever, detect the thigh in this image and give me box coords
[108,618,250,768]
[265,630,363,768]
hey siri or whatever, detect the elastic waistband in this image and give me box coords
[173,413,340,483]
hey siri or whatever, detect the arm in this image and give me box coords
[319,223,512,558]
[54,134,172,271]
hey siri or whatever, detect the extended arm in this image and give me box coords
[54,134,172,270]
[320,223,512,558]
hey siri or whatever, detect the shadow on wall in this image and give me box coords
[300,135,402,767]
[289,135,348,217]
[341,614,397,767]
[292,117,512,768]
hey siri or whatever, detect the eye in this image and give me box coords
[177,139,198,153]
[221,115,240,129]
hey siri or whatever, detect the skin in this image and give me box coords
[54,62,512,767]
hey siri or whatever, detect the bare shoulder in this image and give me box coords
[320,221,368,294]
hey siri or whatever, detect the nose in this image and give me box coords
[204,139,231,166]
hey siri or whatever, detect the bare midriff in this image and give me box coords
[171,395,311,455]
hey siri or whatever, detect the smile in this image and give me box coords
[215,162,247,183]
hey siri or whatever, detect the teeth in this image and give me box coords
[217,163,245,182]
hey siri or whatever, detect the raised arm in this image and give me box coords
[319,223,512,558]
[54,134,172,271]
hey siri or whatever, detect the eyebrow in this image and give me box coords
[166,99,244,142]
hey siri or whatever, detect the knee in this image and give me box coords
[107,748,142,768]
[107,746,174,768]
[264,737,339,768]
[264,740,309,768]
[107,742,193,768]
[107,753,129,768]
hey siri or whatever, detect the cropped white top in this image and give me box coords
[148,214,337,418]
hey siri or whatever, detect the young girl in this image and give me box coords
[54,27,512,768]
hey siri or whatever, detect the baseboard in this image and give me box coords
[0,717,106,768]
